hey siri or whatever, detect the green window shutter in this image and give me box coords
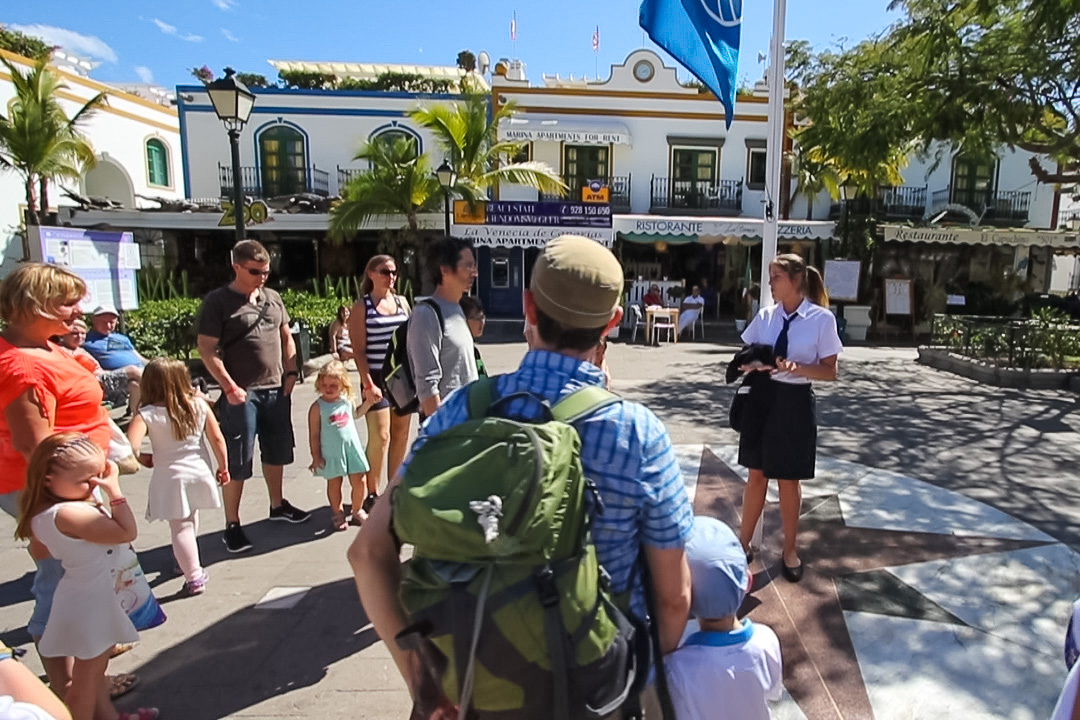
[146,139,169,186]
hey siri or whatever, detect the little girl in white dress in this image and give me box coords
[15,433,157,720]
[127,358,230,596]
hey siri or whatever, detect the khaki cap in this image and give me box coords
[530,235,623,329]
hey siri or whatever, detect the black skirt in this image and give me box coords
[737,380,817,480]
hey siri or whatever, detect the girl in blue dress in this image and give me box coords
[307,361,372,531]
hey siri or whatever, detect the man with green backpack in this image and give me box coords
[349,234,694,719]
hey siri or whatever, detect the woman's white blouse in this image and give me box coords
[741,298,844,385]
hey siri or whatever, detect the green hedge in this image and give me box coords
[125,293,352,360]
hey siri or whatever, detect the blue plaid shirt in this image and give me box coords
[401,349,694,618]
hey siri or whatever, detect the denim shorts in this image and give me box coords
[28,557,63,639]
[217,386,295,480]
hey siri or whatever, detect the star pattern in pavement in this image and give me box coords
[691,447,1054,720]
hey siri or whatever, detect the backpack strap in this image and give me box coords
[550,385,620,424]
[466,376,498,420]
[417,297,445,333]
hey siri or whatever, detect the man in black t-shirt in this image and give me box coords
[196,239,310,553]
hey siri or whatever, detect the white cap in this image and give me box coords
[92,304,119,317]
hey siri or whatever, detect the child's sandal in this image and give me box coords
[348,509,366,527]
[118,708,159,720]
[331,511,348,532]
[108,672,139,699]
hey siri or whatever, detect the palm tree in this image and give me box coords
[788,141,841,220]
[408,92,566,202]
[330,135,443,240]
[0,55,105,255]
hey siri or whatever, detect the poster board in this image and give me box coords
[28,227,141,311]
[824,260,861,302]
[884,278,913,316]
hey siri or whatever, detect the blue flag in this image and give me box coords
[639,0,742,127]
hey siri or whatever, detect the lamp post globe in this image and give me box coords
[207,68,256,245]
[436,160,456,236]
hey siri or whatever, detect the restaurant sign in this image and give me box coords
[883,225,1080,248]
[456,224,613,248]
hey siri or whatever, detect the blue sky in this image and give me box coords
[5,1,900,91]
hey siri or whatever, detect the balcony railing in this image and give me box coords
[650,177,742,213]
[931,186,1032,224]
[218,164,330,199]
[337,166,364,194]
[540,175,631,210]
[878,185,927,218]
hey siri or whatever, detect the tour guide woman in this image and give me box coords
[737,254,843,582]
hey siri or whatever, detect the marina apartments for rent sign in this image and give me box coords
[453,200,614,248]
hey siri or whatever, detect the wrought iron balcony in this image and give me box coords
[337,166,364,195]
[218,164,330,199]
[878,185,927,218]
[540,175,631,211]
[650,177,742,214]
[931,186,1032,224]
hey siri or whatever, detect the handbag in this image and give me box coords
[109,543,166,631]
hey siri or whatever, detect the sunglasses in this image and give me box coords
[377,268,398,277]
[245,267,271,277]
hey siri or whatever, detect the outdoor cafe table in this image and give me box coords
[645,306,680,344]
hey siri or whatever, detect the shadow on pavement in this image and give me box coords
[119,577,377,718]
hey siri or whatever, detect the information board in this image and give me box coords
[454,200,612,228]
[884,278,913,316]
[824,260,861,302]
[29,227,141,311]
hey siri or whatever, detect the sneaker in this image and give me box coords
[269,499,311,524]
[222,522,253,553]
[180,570,209,596]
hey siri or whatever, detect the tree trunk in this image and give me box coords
[39,177,51,226]
[806,196,814,221]
[22,176,39,261]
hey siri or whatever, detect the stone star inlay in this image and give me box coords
[692,447,1053,720]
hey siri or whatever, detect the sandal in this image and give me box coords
[109,641,138,659]
[108,672,139,699]
[331,510,348,532]
[117,709,159,720]
[348,509,366,527]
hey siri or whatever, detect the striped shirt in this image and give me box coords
[402,349,693,618]
[363,293,408,372]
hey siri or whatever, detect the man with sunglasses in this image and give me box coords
[197,239,310,554]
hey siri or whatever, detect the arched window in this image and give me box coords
[146,138,170,187]
[369,123,422,163]
[259,125,308,197]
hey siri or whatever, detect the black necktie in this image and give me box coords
[774,314,795,359]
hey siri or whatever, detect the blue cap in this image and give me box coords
[686,516,750,619]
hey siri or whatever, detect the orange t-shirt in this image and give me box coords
[0,338,111,493]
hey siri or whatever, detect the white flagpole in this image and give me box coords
[759,0,787,308]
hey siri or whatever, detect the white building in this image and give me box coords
[0,48,183,276]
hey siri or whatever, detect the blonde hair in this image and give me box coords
[140,358,198,440]
[0,263,86,327]
[16,433,103,540]
[770,254,829,307]
[315,360,354,401]
[362,254,395,295]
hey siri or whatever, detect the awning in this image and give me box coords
[498,115,632,146]
[882,225,1080,249]
[614,216,836,242]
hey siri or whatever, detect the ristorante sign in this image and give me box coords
[612,216,836,240]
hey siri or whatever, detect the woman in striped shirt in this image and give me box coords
[348,255,411,511]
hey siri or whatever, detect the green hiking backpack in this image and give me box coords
[391,378,648,720]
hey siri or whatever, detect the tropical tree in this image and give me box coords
[787,139,841,220]
[0,56,105,255]
[329,135,442,244]
[408,92,566,203]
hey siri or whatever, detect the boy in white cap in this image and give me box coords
[666,516,784,720]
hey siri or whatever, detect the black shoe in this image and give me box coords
[362,492,379,515]
[782,562,804,583]
[269,499,311,524]
[223,523,253,554]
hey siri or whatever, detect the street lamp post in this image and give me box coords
[436,160,456,236]
[840,181,859,257]
[206,68,256,245]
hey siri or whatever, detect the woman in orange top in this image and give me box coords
[0,263,113,696]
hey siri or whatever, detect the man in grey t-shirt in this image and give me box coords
[407,237,479,418]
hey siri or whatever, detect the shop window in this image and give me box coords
[746,148,767,190]
[146,138,169,187]
[491,254,511,288]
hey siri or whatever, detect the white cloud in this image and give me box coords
[221,28,239,42]
[150,18,203,42]
[7,23,118,63]
[134,65,154,83]
[212,0,238,9]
